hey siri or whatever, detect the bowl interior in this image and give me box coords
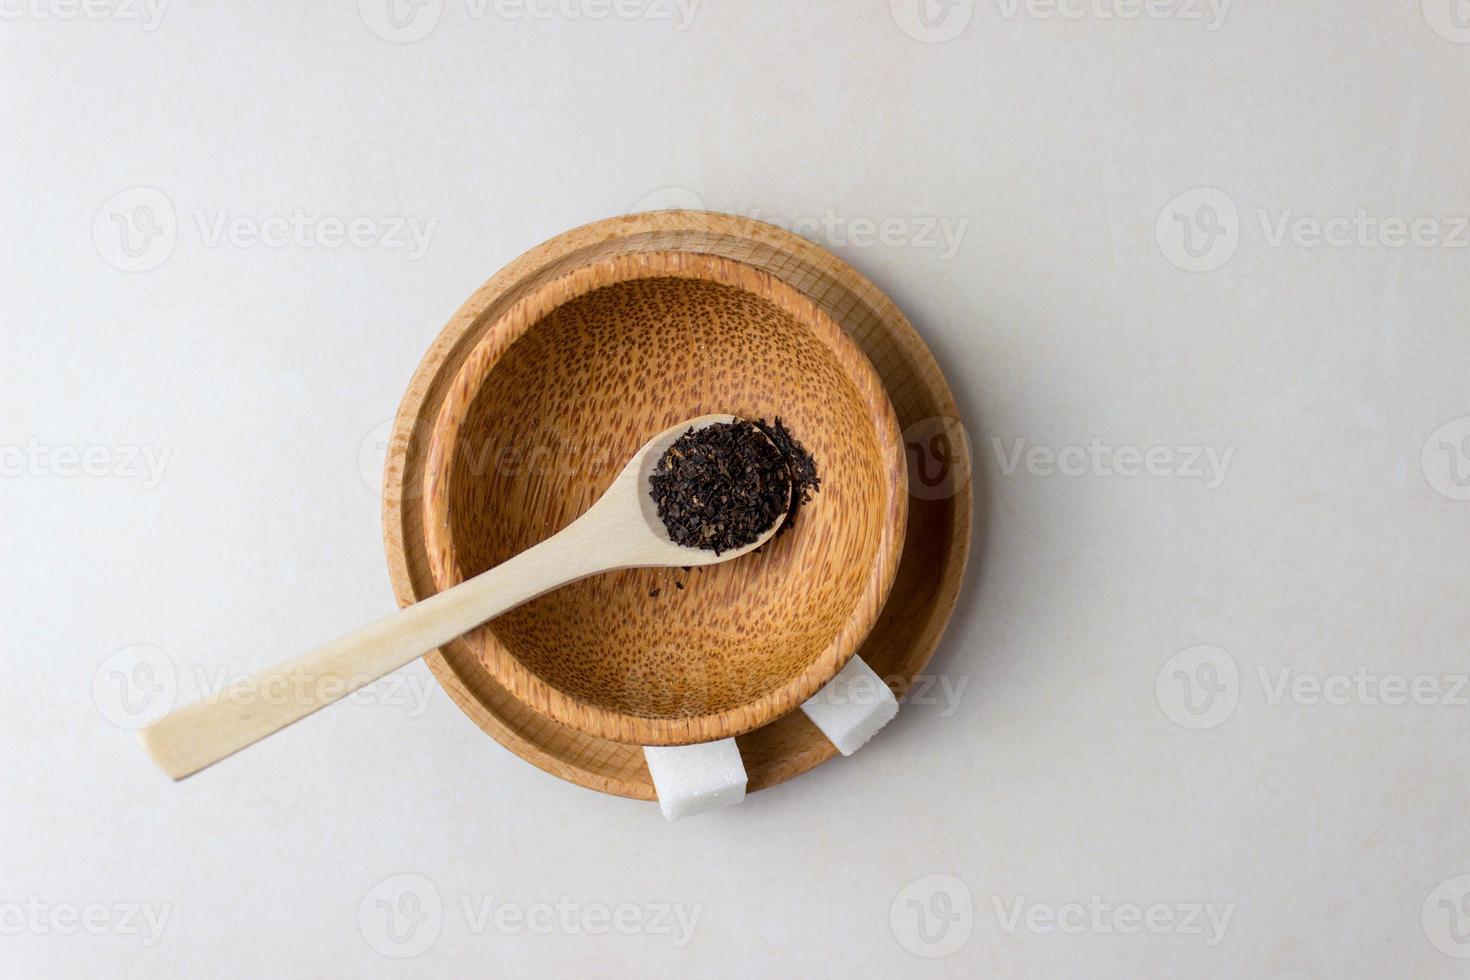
[428,252,903,743]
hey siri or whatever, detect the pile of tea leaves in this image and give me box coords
[649,418,820,555]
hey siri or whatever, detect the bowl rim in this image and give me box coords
[419,248,908,745]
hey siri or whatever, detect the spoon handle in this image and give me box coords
[139,520,607,780]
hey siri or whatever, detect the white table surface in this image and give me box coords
[5,2,1470,976]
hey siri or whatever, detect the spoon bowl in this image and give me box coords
[615,414,792,567]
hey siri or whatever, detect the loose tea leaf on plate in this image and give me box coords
[648,418,820,555]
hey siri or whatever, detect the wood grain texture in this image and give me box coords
[382,211,972,800]
[421,252,906,745]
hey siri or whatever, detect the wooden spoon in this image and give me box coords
[140,415,788,780]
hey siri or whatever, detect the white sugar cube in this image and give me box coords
[643,738,747,821]
[800,655,899,755]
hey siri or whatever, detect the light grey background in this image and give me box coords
[5,1,1470,975]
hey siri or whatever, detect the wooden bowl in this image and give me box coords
[419,250,907,745]
[383,211,971,799]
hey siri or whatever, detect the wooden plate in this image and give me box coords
[382,211,971,800]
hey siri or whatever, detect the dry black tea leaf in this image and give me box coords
[752,417,821,536]
[648,418,820,555]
